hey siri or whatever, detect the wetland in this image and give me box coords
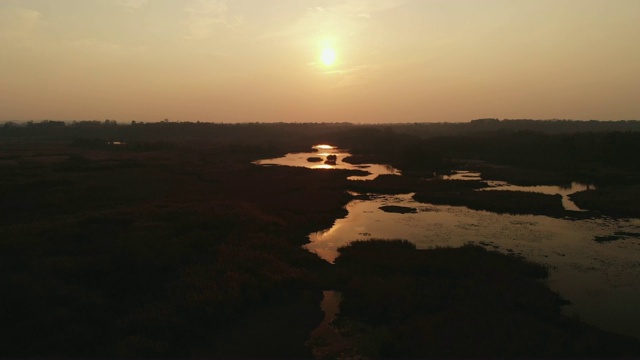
[260,144,640,344]
[2,120,640,357]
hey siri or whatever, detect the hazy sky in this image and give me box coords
[1,0,639,123]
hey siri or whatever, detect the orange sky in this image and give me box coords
[1,0,639,123]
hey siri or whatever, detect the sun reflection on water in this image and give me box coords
[253,144,400,180]
[314,144,335,150]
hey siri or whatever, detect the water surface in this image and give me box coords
[306,193,640,339]
[254,144,400,180]
[256,146,640,339]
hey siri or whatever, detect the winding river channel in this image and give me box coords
[256,145,640,339]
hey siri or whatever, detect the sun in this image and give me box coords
[320,48,336,66]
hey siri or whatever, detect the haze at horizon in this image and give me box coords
[1,0,639,123]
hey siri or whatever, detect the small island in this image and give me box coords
[325,154,338,165]
[379,205,418,214]
[307,156,323,163]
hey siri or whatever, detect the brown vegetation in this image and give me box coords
[413,190,566,217]
[570,185,640,218]
[0,140,352,357]
[329,240,640,358]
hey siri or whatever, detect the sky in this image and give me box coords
[1,0,639,123]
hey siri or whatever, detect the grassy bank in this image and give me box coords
[328,240,640,358]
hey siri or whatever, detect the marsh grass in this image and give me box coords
[0,141,344,357]
[414,189,566,217]
[331,240,640,358]
[570,184,640,218]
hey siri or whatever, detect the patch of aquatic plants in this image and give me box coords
[593,231,640,243]
[414,189,566,217]
[347,175,486,195]
[378,205,417,214]
[570,185,640,218]
[329,240,640,358]
[467,162,573,186]
[347,174,426,194]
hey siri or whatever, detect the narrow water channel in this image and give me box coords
[306,290,346,358]
[256,145,640,340]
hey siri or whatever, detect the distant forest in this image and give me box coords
[3,118,640,142]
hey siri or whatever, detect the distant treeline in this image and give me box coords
[392,118,640,136]
[2,119,640,143]
[0,120,353,144]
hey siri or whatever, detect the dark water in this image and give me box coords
[256,145,640,339]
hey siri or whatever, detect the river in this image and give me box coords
[256,145,640,339]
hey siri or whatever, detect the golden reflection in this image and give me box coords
[315,144,335,150]
[312,164,335,169]
[255,143,400,180]
[305,223,346,263]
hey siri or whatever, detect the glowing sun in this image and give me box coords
[320,48,336,66]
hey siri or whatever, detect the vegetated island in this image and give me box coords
[1,119,640,357]
[378,205,418,214]
[413,189,566,217]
